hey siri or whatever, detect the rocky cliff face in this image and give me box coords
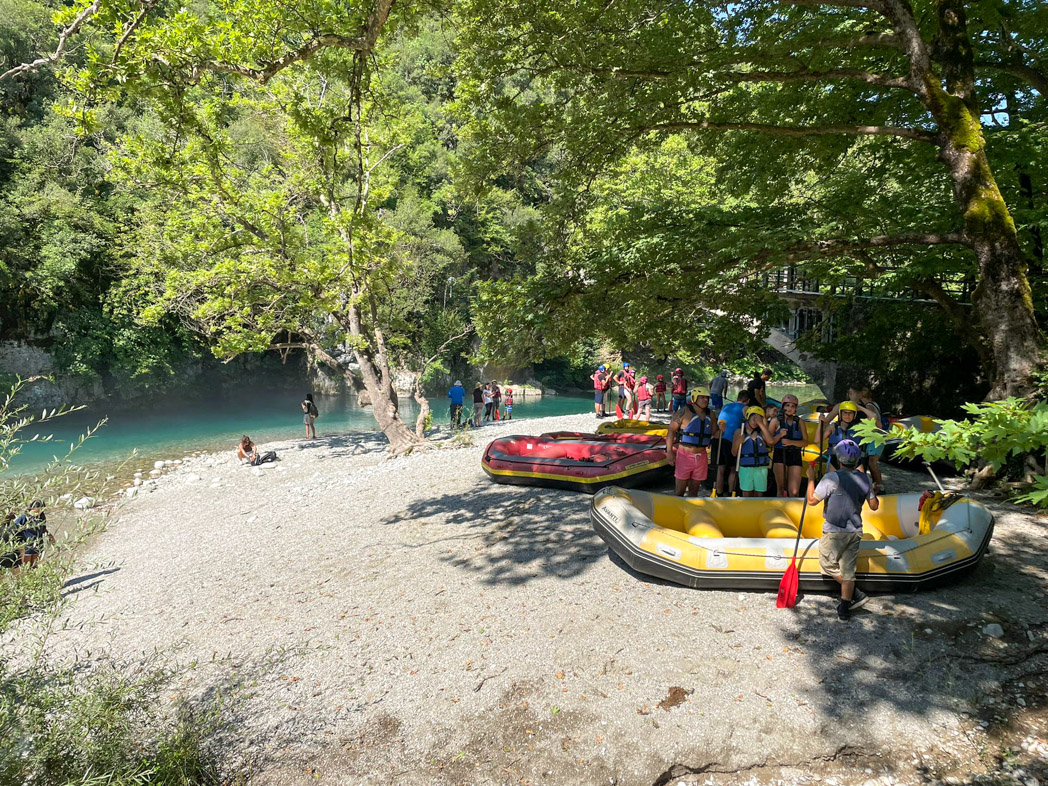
[0,341,311,409]
[0,341,106,408]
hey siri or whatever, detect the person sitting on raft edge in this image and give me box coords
[806,439,877,622]
[666,388,720,498]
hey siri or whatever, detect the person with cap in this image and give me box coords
[447,380,466,427]
[592,364,609,418]
[13,500,55,570]
[715,390,751,495]
[670,367,688,413]
[818,399,878,470]
[806,439,878,621]
[654,374,668,412]
[771,393,806,497]
[666,388,720,497]
[709,369,729,410]
[635,376,654,420]
[731,404,780,497]
[504,387,514,420]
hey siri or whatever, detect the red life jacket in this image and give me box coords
[624,369,636,390]
[593,371,606,390]
[672,375,687,395]
[654,381,667,393]
[637,384,652,402]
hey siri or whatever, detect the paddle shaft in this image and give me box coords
[790,462,814,562]
[711,437,722,498]
[732,431,743,497]
[925,462,946,493]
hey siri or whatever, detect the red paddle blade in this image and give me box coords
[776,558,799,608]
[494,408,500,421]
[615,403,624,419]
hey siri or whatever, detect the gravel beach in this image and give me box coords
[30,413,1048,785]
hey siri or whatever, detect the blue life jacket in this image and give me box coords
[781,415,804,443]
[823,470,872,533]
[828,420,863,452]
[680,409,713,447]
[739,427,769,467]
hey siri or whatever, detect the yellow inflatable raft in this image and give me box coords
[590,487,993,592]
[595,418,668,437]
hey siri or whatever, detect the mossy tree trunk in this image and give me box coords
[886,0,1043,398]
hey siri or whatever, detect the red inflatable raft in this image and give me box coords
[482,433,671,493]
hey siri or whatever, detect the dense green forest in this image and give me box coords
[0,0,1045,448]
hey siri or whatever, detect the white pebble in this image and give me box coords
[154,460,165,470]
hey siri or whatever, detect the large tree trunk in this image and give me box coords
[889,0,1044,398]
[336,302,426,454]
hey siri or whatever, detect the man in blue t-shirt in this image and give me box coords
[447,381,466,427]
[715,390,750,495]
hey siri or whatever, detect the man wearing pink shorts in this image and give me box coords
[666,388,719,496]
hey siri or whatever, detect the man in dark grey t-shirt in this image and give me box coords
[806,440,879,622]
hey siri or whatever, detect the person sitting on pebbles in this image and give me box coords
[13,500,55,570]
[237,436,277,466]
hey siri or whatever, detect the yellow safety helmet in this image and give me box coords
[838,401,859,413]
[801,444,823,463]
[689,387,710,401]
[744,406,765,419]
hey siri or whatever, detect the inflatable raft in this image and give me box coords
[483,434,671,493]
[590,487,993,592]
[595,418,668,437]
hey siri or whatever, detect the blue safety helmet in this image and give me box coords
[623,362,630,368]
[598,364,606,371]
[834,439,862,466]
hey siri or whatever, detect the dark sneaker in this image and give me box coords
[849,589,870,611]
[837,600,851,622]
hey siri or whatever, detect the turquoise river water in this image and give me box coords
[8,383,824,476]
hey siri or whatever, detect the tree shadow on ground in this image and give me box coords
[381,481,608,586]
[61,566,121,597]
[279,432,392,461]
[783,497,1048,762]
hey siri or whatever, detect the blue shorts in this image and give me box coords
[711,394,723,409]
[506,406,512,413]
[594,391,604,404]
[865,442,884,457]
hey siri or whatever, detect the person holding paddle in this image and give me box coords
[806,439,878,622]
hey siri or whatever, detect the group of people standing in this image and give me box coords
[593,362,887,501]
[447,380,514,428]
[592,365,737,420]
